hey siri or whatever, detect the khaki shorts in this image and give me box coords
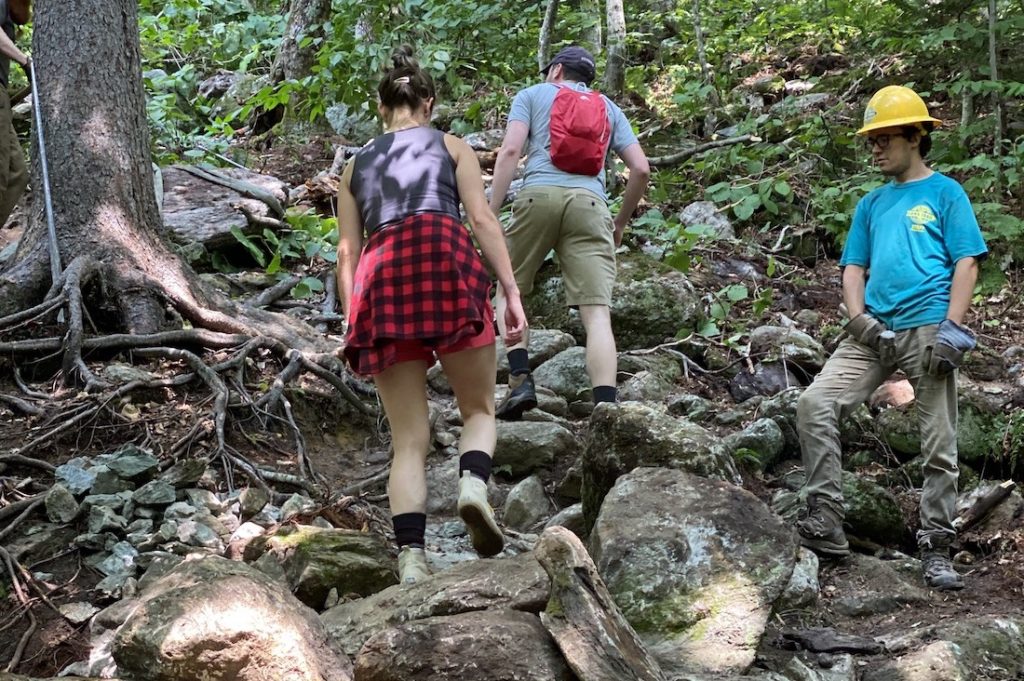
[504,186,616,306]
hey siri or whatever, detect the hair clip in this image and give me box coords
[394,76,411,84]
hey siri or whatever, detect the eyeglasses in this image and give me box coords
[862,133,906,151]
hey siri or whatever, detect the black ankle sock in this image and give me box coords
[508,349,530,376]
[593,385,617,404]
[393,512,426,547]
[459,450,492,482]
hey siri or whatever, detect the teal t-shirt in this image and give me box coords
[840,172,987,331]
[507,82,639,202]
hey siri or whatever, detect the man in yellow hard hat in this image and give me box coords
[795,85,987,591]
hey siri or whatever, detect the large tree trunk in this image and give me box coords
[0,0,320,351]
[270,0,333,84]
[604,0,626,94]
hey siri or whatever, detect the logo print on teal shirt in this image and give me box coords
[906,204,936,233]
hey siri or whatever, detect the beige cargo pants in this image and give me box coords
[797,323,959,545]
[0,88,29,228]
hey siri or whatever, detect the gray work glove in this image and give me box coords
[845,312,887,350]
[924,319,976,377]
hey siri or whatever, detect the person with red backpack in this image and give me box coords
[489,46,650,418]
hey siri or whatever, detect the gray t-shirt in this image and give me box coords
[0,1,14,89]
[507,82,639,202]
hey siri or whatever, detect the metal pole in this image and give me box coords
[29,69,63,293]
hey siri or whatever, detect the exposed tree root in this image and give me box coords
[1,233,381,559]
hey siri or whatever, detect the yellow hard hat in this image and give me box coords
[856,85,942,136]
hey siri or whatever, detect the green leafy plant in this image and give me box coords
[228,208,338,298]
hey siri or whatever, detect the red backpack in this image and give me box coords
[548,84,610,176]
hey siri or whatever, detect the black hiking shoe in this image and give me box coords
[496,372,537,421]
[920,537,965,591]
[796,496,850,557]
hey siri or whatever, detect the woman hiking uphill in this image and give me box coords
[337,46,528,584]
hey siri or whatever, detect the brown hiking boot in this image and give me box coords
[495,372,537,421]
[920,536,964,591]
[796,495,850,557]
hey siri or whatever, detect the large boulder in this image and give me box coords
[532,346,590,402]
[582,402,739,531]
[353,610,575,681]
[864,615,1024,680]
[590,467,797,678]
[321,552,549,656]
[772,470,907,546]
[722,417,786,471]
[747,325,826,377]
[494,421,580,476]
[523,253,701,350]
[243,525,397,608]
[110,555,351,681]
[875,383,1013,466]
[495,329,576,381]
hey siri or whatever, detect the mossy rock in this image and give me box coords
[244,525,396,608]
[523,252,700,350]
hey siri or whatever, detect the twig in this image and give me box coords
[3,607,35,672]
[0,294,65,332]
[238,203,289,231]
[0,394,43,417]
[134,347,229,452]
[179,163,285,218]
[340,466,391,496]
[0,329,251,354]
[318,273,337,333]
[300,355,377,417]
[0,496,46,532]
[250,275,304,309]
[12,369,48,401]
[648,134,756,167]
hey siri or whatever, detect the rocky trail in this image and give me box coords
[3,123,1024,681]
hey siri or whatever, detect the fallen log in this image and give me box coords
[533,526,667,681]
[954,480,1016,532]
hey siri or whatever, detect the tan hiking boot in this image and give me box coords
[796,495,850,557]
[398,546,430,585]
[457,471,504,557]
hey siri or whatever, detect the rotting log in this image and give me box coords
[533,526,667,681]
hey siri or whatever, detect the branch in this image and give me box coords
[0,497,45,543]
[250,275,303,309]
[179,163,286,218]
[0,329,250,354]
[648,134,756,167]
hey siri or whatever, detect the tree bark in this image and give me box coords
[538,0,561,71]
[0,0,322,353]
[604,0,626,94]
[270,0,332,84]
[987,0,1003,191]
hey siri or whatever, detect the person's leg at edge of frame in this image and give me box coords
[374,358,433,585]
[795,337,890,557]
[440,342,505,557]
[905,325,964,590]
[557,188,618,406]
[579,304,617,404]
[494,283,538,420]
[494,188,558,421]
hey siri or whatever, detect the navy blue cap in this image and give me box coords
[541,46,596,84]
